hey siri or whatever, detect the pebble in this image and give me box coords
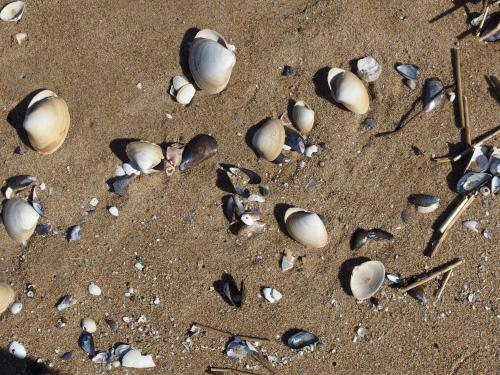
[89,198,99,207]
[14,32,27,44]
[318,160,325,167]
[282,65,296,76]
[262,287,282,303]
[9,301,22,315]
[304,145,318,158]
[357,326,367,338]
[81,318,97,333]
[136,82,143,90]
[482,228,491,240]
[8,341,26,359]
[88,282,102,296]
[14,146,25,155]
[108,206,119,216]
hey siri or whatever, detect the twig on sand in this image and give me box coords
[476,6,490,37]
[453,47,465,129]
[401,259,463,293]
[251,352,278,375]
[207,366,261,374]
[463,96,472,146]
[193,322,270,342]
[435,270,452,302]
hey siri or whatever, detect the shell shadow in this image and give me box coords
[444,142,468,191]
[0,348,57,374]
[216,163,262,194]
[338,256,371,296]
[7,89,46,149]
[178,27,200,78]
[109,138,140,163]
[485,75,500,104]
[273,203,294,236]
[213,273,243,308]
[286,98,296,122]
[312,67,343,110]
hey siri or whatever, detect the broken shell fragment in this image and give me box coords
[262,287,282,303]
[408,286,427,304]
[292,101,315,133]
[0,1,25,22]
[284,207,328,248]
[492,176,499,194]
[6,175,36,192]
[237,221,267,238]
[465,146,490,173]
[165,143,184,175]
[125,141,163,173]
[122,348,156,368]
[111,175,135,196]
[251,118,286,161]
[0,282,15,314]
[240,210,260,225]
[2,197,40,244]
[350,260,385,300]
[457,172,492,195]
[327,68,369,114]
[287,331,319,350]
[396,64,419,81]
[280,249,295,272]
[422,77,445,112]
[179,134,218,171]
[357,56,382,83]
[56,295,77,311]
[226,337,251,360]
[462,220,479,232]
[351,228,395,251]
[23,90,70,154]
[222,277,245,308]
[67,225,81,241]
[408,194,440,213]
[189,29,236,94]
[386,273,402,284]
[284,126,306,154]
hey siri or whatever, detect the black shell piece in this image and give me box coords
[408,194,440,207]
[179,134,218,171]
[79,332,95,356]
[287,330,319,349]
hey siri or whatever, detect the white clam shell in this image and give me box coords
[350,260,385,300]
[122,348,155,368]
[357,56,381,83]
[125,141,163,173]
[81,317,97,333]
[284,207,328,248]
[327,68,369,114]
[9,301,22,315]
[23,90,70,154]
[465,146,490,173]
[88,282,102,296]
[0,283,15,314]
[2,197,40,244]
[292,101,315,133]
[489,148,500,175]
[8,341,26,359]
[262,287,282,303]
[0,1,25,22]
[189,30,236,94]
[176,83,196,105]
[251,118,285,161]
[172,75,190,91]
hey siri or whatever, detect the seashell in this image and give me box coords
[122,162,140,176]
[9,301,22,315]
[357,56,382,83]
[165,143,184,175]
[488,148,500,175]
[262,287,282,303]
[304,144,318,158]
[408,194,440,213]
[422,77,445,112]
[480,13,500,42]
[2,197,40,244]
[284,207,328,248]
[462,220,478,232]
[67,225,81,241]
[56,295,77,311]
[226,337,251,360]
[274,153,292,165]
[350,260,385,300]
[108,206,119,217]
[88,282,102,296]
[287,331,319,350]
[79,332,95,356]
[386,273,402,284]
[351,228,395,251]
[81,317,97,333]
[23,90,70,154]
[237,221,267,237]
[408,286,427,304]
[492,176,499,194]
[29,185,44,217]
[92,351,111,364]
[224,166,261,197]
[6,174,36,192]
[284,127,305,154]
[111,175,135,196]
[189,29,236,94]
[125,141,163,173]
[171,75,190,92]
[465,146,490,173]
[327,68,369,114]
[292,101,315,133]
[405,78,417,90]
[122,348,156,368]
[114,344,132,358]
[240,210,260,226]
[0,282,15,314]
[251,118,286,161]
[396,64,419,81]
[170,76,196,105]
[222,277,245,308]
[456,172,492,195]
[482,228,492,240]
[479,185,491,196]
[179,134,218,171]
[280,249,295,272]
[0,1,25,22]
[8,341,26,359]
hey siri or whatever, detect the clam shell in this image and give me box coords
[492,176,499,194]
[8,341,26,359]
[465,146,490,173]
[23,90,70,154]
[357,56,381,83]
[292,101,314,133]
[251,118,285,161]
[179,134,218,171]
[488,148,500,175]
[287,331,319,350]
[2,197,40,244]
[81,317,97,333]
[456,172,492,195]
[125,141,163,173]
[350,260,385,300]
[122,348,155,368]
[284,207,328,248]
[422,77,445,112]
[0,1,25,22]
[0,282,15,314]
[327,68,369,114]
[396,64,419,81]
[176,83,196,105]
[189,31,236,94]
[262,287,282,303]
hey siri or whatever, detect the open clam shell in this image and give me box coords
[251,118,285,161]
[292,101,315,133]
[23,90,70,154]
[169,75,196,105]
[179,134,218,171]
[0,282,15,314]
[2,197,40,244]
[350,260,385,300]
[422,77,444,112]
[327,68,369,114]
[188,29,236,94]
[396,64,419,81]
[284,207,328,248]
[456,172,492,195]
[0,1,25,22]
[125,141,163,173]
[465,146,491,173]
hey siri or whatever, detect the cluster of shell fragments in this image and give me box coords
[457,146,500,195]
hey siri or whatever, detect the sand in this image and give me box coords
[0,0,498,374]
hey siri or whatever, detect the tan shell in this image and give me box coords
[327,68,369,114]
[284,207,328,248]
[0,283,15,314]
[292,101,315,133]
[251,118,285,161]
[2,197,39,244]
[125,141,164,173]
[350,260,385,300]
[23,90,70,154]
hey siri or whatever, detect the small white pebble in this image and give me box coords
[89,198,99,207]
[39,182,46,191]
[81,318,97,333]
[447,91,456,102]
[134,262,144,271]
[14,32,28,44]
[136,82,143,90]
[153,297,160,305]
[165,113,173,120]
[88,282,102,296]
[8,341,26,359]
[108,206,119,217]
[9,301,22,315]
[305,145,318,158]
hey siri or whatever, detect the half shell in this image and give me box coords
[350,260,385,300]
[292,101,314,133]
[23,90,70,154]
[179,134,218,171]
[396,64,419,81]
[327,68,369,114]
[2,197,40,244]
[287,331,319,350]
[0,282,15,314]
[125,141,163,173]
[422,77,445,112]
[251,118,285,161]
[284,207,328,248]
[188,29,236,94]
[456,172,492,195]
[465,146,491,173]
[488,148,500,175]
[0,1,25,22]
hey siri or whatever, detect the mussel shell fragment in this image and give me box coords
[396,64,419,81]
[284,127,306,154]
[408,286,428,304]
[67,225,81,242]
[224,166,261,197]
[492,176,499,194]
[408,194,440,207]
[465,146,490,173]
[79,332,95,356]
[351,228,394,251]
[179,134,218,171]
[222,278,245,308]
[111,175,135,196]
[456,172,492,195]
[226,336,251,360]
[287,330,319,350]
[350,260,385,300]
[422,77,445,112]
[6,175,36,191]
